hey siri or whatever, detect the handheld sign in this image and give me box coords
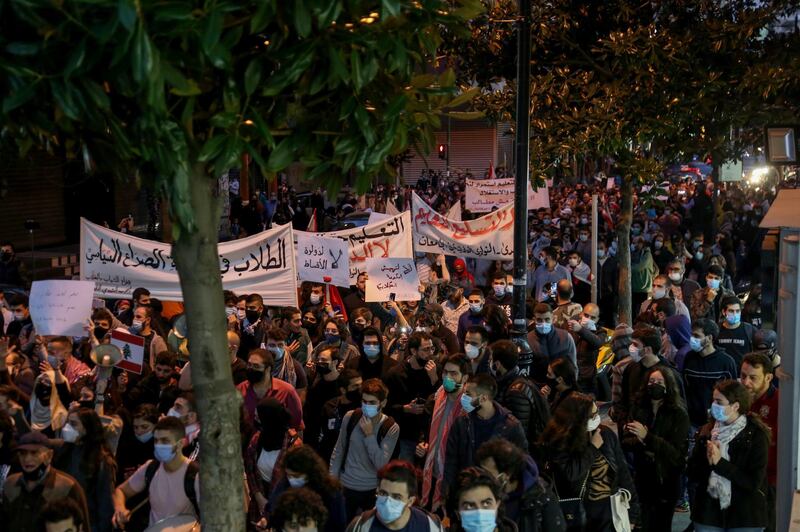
[110,329,146,374]
[295,232,350,287]
[29,280,95,337]
[364,258,421,302]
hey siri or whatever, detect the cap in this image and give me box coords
[753,328,777,350]
[16,431,59,452]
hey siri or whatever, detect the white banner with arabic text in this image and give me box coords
[465,178,550,212]
[80,218,298,306]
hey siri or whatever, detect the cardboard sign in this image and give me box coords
[295,232,350,287]
[465,178,550,212]
[29,280,95,336]
[110,328,146,374]
[364,258,421,302]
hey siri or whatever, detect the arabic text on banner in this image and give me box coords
[411,193,515,260]
[294,232,350,287]
[364,258,421,302]
[29,280,96,337]
[80,218,298,306]
[464,178,550,212]
[110,329,145,374]
[313,211,413,284]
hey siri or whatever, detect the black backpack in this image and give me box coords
[341,409,398,469]
[509,376,551,446]
[144,459,200,517]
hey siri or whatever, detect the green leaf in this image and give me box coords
[131,25,154,83]
[267,137,295,171]
[244,59,262,96]
[381,0,402,17]
[246,143,269,173]
[82,80,110,110]
[210,112,238,129]
[293,0,312,38]
[445,111,485,120]
[354,106,375,145]
[251,1,276,33]
[202,10,223,55]
[5,42,40,55]
[316,0,341,27]
[410,73,436,88]
[198,135,228,162]
[51,81,80,120]
[327,48,349,85]
[2,84,36,113]
[385,94,407,118]
[117,0,137,31]
[351,50,363,90]
[64,40,87,78]
[444,87,480,109]
[249,112,275,149]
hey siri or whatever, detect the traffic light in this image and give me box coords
[437,144,448,160]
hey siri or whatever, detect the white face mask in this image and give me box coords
[309,293,322,305]
[587,414,602,432]
[669,272,682,283]
[652,288,667,300]
[61,423,80,443]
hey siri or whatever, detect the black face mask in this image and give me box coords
[316,363,332,375]
[246,368,265,384]
[35,385,52,403]
[22,463,48,483]
[647,383,667,400]
[344,389,361,404]
[0,252,11,262]
[302,321,316,331]
[79,399,95,410]
[245,310,261,323]
[545,377,559,390]
[94,327,108,339]
[156,374,171,384]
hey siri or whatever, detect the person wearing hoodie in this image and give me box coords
[443,374,528,498]
[656,299,693,371]
[450,258,475,291]
[485,272,512,316]
[478,438,566,532]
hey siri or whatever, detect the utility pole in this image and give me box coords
[511,0,532,373]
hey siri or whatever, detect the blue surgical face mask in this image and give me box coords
[725,311,741,325]
[154,443,176,463]
[363,344,381,358]
[443,376,460,393]
[465,344,481,360]
[362,403,379,418]
[268,346,284,360]
[129,320,144,335]
[459,508,497,532]
[690,337,704,352]
[707,278,721,290]
[136,431,154,443]
[710,403,728,423]
[287,476,306,488]
[469,303,483,314]
[376,495,407,524]
[47,355,61,370]
[460,393,478,413]
[535,323,552,335]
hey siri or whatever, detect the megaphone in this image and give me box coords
[91,344,122,368]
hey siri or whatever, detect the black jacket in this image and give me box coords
[384,358,438,441]
[572,327,605,393]
[444,402,528,493]
[344,353,398,382]
[496,368,551,450]
[688,416,769,528]
[123,374,180,415]
[505,456,566,532]
[622,401,690,501]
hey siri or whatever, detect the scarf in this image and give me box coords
[30,371,69,432]
[272,353,297,387]
[707,414,747,509]
[421,387,463,510]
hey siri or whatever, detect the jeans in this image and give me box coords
[694,525,764,532]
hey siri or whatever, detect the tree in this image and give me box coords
[0,0,481,528]
[444,0,800,324]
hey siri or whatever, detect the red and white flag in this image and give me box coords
[110,329,146,374]
[307,208,318,232]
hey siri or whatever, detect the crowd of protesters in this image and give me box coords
[0,165,783,532]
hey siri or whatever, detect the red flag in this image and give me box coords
[307,208,317,232]
[326,284,348,323]
[488,161,496,180]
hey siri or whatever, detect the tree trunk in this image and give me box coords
[616,176,634,325]
[172,163,244,531]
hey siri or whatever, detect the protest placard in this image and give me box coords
[81,218,298,306]
[295,232,350,287]
[465,178,550,212]
[364,258,421,302]
[29,280,95,337]
[411,193,514,260]
[110,328,146,374]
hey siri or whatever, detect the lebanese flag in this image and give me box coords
[307,209,318,232]
[488,161,496,180]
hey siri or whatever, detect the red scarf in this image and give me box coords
[421,387,463,511]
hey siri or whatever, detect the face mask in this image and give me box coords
[247,367,267,383]
[460,394,478,413]
[376,495,406,524]
[710,403,729,423]
[492,286,505,297]
[653,288,666,300]
[93,326,108,339]
[669,272,682,283]
[22,463,48,483]
[654,240,663,249]
[568,258,579,267]
[628,345,642,363]
[325,333,340,344]
[689,337,704,352]
[129,320,144,334]
[579,234,588,242]
[363,344,381,359]
[707,278,721,290]
[362,403,379,418]
[345,389,361,403]
[13,311,25,321]
[469,303,483,314]
[443,376,460,393]
[597,249,606,258]
[580,217,589,225]
[237,308,246,320]
[309,293,322,305]
[465,344,481,360]
[695,251,704,260]
[61,423,80,443]
[535,323,552,335]
[245,310,260,323]
[167,407,182,419]
[459,509,497,532]
[505,285,513,295]
[631,227,641,235]
[225,307,237,318]
[154,443,177,463]
[543,219,551,225]
[136,431,154,443]
[647,383,667,400]
[316,362,332,375]
[268,346,284,360]
[580,316,596,331]
[287,476,306,488]
[587,414,602,432]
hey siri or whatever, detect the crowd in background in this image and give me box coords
[0,166,783,532]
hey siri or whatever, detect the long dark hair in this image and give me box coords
[633,366,686,413]
[715,379,771,441]
[76,408,116,483]
[539,392,593,456]
[283,444,341,493]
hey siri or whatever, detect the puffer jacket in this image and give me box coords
[496,369,551,450]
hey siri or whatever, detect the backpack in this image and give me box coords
[521,476,567,532]
[144,459,200,517]
[341,409,398,469]
[509,376,551,446]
